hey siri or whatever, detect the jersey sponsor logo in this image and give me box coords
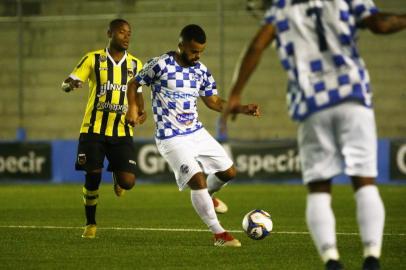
[96,101,128,114]
[176,113,195,125]
[162,89,198,100]
[98,80,128,97]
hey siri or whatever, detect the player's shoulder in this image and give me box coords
[144,51,173,69]
[84,49,105,57]
[127,52,143,65]
[77,49,105,63]
[194,61,210,74]
[155,51,174,64]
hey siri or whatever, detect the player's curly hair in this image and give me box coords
[109,18,129,31]
[180,24,206,44]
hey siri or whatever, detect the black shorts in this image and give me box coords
[75,133,137,174]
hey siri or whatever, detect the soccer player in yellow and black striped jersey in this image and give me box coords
[61,19,145,239]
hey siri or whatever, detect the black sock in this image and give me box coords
[83,172,102,225]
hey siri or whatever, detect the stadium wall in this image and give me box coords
[1,139,406,184]
[0,0,405,141]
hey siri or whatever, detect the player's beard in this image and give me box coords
[111,41,127,52]
[180,52,196,67]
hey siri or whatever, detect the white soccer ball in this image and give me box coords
[242,209,273,240]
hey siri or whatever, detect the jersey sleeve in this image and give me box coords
[135,57,163,86]
[131,57,143,75]
[199,69,217,96]
[262,3,277,26]
[70,53,93,82]
[349,0,379,23]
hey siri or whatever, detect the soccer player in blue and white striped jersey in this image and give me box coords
[223,0,405,269]
[126,24,259,247]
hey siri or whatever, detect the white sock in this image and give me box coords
[355,185,385,258]
[190,188,225,234]
[306,193,339,263]
[207,174,227,196]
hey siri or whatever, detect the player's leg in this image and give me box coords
[207,167,236,214]
[75,134,105,238]
[188,173,225,234]
[195,128,235,213]
[306,180,342,269]
[298,108,343,269]
[188,172,241,247]
[351,177,384,270]
[112,171,136,196]
[207,166,236,195]
[338,103,384,269]
[82,169,102,238]
[106,136,137,197]
[155,135,240,247]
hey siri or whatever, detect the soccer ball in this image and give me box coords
[242,209,273,240]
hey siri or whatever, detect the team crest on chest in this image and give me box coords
[127,69,134,78]
[99,55,107,62]
[190,73,201,81]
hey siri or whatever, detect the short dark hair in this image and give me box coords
[180,24,206,44]
[109,18,129,31]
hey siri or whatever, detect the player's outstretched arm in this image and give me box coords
[125,78,145,126]
[221,24,275,122]
[362,12,406,34]
[201,95,260,117]
[61,77,83,93]
[228,24,276,100]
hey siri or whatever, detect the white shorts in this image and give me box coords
[298,102,377,184]
[155,128,233,190]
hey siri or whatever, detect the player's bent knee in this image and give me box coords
[187,172,207,190]
[216,166,237,182]
[116,172,136,190]
[226,166,237,179]
[122,176,136,190]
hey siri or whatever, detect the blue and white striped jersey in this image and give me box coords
[135,51,217,139]
[263,0,378,121]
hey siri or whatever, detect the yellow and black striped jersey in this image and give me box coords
[70,48,142,137]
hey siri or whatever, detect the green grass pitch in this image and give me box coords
[0,183,405,269]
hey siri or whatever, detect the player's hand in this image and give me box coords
[125,109,138,127]
[136,110,147,125]
[61,79,82,93]
[240,103,260,117]
[71,80,83,89]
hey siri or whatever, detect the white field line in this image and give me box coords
[0,225,404,237]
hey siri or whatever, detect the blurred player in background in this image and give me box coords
[126,24,259,247]
[222,0,405,269]
[61,19,144,239]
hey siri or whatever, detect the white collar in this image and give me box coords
[105,48,127,66]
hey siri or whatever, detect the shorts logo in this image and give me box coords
[129,159,136,165]
[180,164,189,174]
[77,153,87,165]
